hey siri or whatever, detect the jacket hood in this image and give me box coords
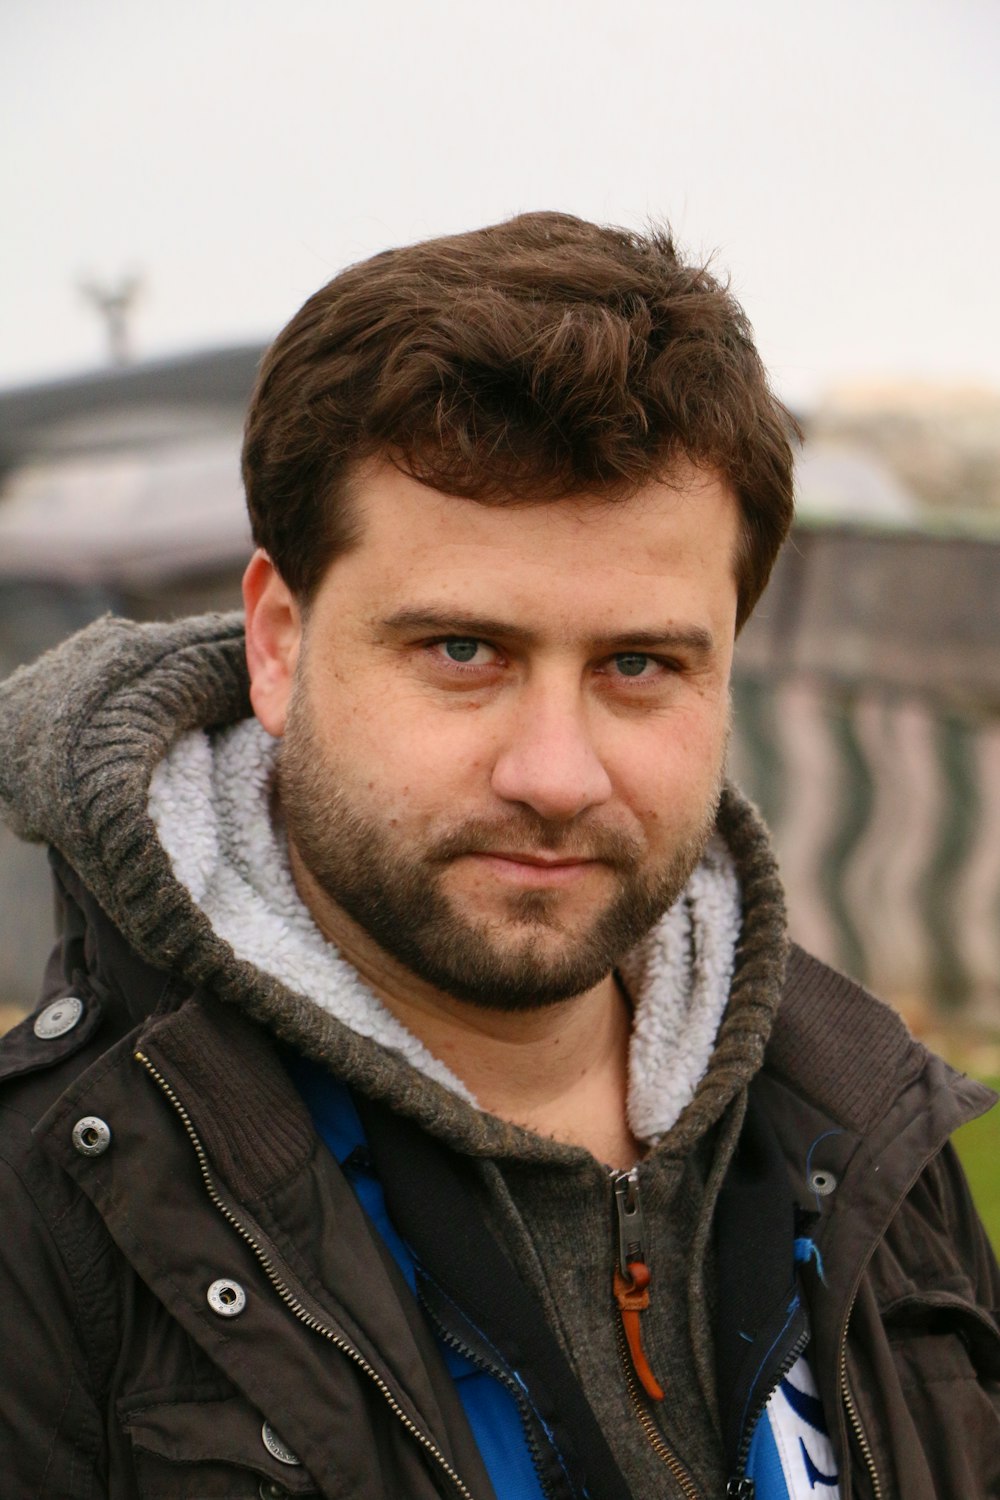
[0,611,789,1162]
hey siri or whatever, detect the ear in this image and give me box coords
[242,550,302,737]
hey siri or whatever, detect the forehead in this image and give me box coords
[323,460,740,638]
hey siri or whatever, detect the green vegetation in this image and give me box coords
[953,1078,1000,1254]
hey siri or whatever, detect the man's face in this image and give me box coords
[267,462,739,1012]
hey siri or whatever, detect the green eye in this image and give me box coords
[443,639,480,663]
[614,653,650,677]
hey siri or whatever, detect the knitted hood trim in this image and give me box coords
[0,612,788,1163]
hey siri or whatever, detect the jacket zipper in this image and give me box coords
[134,1050,479,1500]
[838,1291,883,1500]
[419,1289,556,1500]
[610,1168,701,1500]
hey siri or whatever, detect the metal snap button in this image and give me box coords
[808,1168,838,1197]
[71,1116,111,1156]
[261,1421,301,1465]
[34,996,84,1039]
[206,1278,246,1317]
[259,1482,288,1500]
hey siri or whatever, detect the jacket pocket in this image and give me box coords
[884,1288,1000,1383]
[122,1395,320,1498]
[882,1290,1000,1497]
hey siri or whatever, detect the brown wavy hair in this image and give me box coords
[243,211,797,629]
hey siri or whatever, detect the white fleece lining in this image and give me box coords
[148,718,741,1143]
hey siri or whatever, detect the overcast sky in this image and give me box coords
[2,0,998,406]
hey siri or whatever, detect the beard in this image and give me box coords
[278,689,723,1013]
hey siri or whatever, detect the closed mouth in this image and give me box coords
[480,851,596,867]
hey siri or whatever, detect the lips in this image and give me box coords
[429,821,641,874]
[462,850,602,888]
[484,851,596,868]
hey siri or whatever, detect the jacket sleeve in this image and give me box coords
[0,1118,111,1498]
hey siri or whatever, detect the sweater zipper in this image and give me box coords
[838,1289,883,1500]
[134,1051,479,1500]
[610,1168,701,1500]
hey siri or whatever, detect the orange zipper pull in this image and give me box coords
[612,1170,665,1402]
[614,1260,665,1400]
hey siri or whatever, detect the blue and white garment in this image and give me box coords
[747,1354,840,1498]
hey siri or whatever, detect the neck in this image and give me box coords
[385,971,641,1169]
[289,843,642,1168]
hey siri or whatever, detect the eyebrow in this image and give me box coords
[377,608,716,657]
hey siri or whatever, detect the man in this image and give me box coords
[0,212,996,1499]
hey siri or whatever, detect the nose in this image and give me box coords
[490,685,614,822]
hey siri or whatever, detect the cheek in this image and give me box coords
[612,709,728,823]
[318,692,495,824]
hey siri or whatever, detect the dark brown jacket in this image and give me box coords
[1,864,997,1499]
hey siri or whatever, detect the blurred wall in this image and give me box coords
[733,529,1000,1026]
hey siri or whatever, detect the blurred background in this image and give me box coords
[1,0,998,1217]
